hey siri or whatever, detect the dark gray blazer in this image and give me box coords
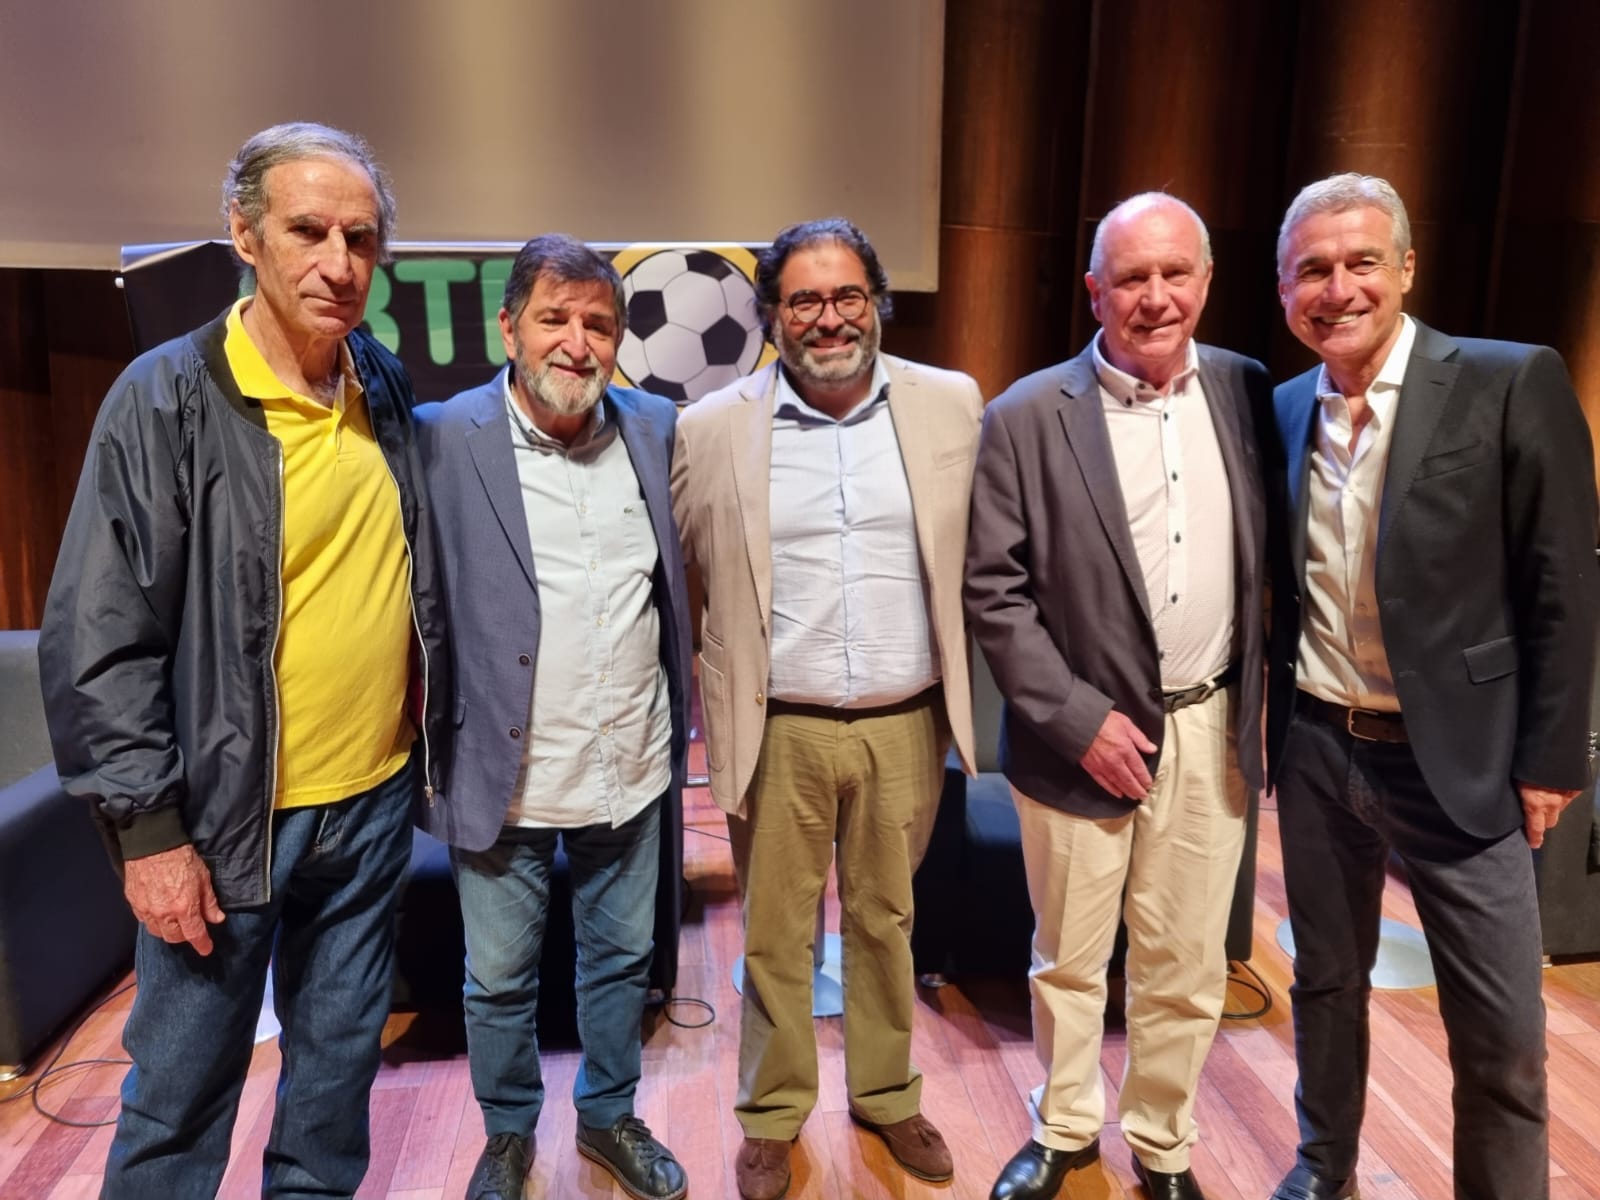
[1265,321,1600,838]
[413,373,693,852]
[964,343,1270,819]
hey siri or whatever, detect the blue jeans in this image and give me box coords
[451,797,660,1136]
[103,758,417,1199]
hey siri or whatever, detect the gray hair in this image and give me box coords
[1277,173,1411,276]
[1088,192,1213,281]
[501,234,627,336]
[221,122,398,261]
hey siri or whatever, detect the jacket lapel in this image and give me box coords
[1274,370,1319,587]
[612,390,677,564]
[1057,350,1152,621]
[466,372,539,593]
[885,358,942,586]
[729,364,777,631]
[1196,350,1257,579]
[1378,321,1459,554]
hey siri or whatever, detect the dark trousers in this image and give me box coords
[1276,710,1548,1200]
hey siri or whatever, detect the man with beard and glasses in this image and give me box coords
[415,234,692,1200]
[671,218,982,1200]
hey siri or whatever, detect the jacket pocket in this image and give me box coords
[697,652,730,772]
[1463,635,1518,683]
[1415,441,1489,480]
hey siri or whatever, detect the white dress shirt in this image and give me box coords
[1093,335,1235,689]
[1297,314,1418,711]
[502,379,672,827]
[766,357,940,707]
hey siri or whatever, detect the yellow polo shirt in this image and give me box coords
[224,299,415,809]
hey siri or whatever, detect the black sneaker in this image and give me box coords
[576,1114,688,1200]
[467,1132,531,1200]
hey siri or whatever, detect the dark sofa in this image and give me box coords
[0,630,136,1077]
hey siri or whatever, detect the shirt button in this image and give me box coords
[756,690,766,706]
[509,727,522,739]
[624,504,635,514]
[1171,593,1179,603]
[596,616,606,627]
[589,560,598,571]
[1171,472,1178,481]
[518,654,530,666]
[600,672,609,683]
[1174,532,1183,543]
[601,723,613,736]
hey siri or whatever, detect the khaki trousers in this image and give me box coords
[728,694,946,1139]
[1016,685,1247,1172]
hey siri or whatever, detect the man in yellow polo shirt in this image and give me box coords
[40,122,449,1197]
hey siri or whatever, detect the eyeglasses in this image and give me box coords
[781,287,871,325]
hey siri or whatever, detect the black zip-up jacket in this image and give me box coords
[39,308,451,907]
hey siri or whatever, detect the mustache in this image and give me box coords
[800,325,863,347]
[544,349,598,370]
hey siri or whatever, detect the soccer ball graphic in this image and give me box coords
[616,249,766,403]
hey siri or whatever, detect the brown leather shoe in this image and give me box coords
[735,1136,792,1200]
[850,1111,954,1182]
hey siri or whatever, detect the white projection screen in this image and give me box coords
[0,0,946,288]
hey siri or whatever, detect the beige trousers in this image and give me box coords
[1015,685,1248,1172]
[728,694,946,1139]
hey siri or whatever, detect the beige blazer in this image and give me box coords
[671,355,981,817]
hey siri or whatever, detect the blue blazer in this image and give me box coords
[414,373,694,852]
[1265,321,1599,838]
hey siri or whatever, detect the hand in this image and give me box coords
[1081,710,1157,800]
[1516,781,1581,849]
[123,844,226,955]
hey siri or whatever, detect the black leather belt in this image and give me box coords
[1296,691,1408,743]
[766,684,941,722]
[1160,662,1239,713]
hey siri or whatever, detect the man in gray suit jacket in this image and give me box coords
[415,236,692,1200]
[966,194,1269,1200]
[1264,173,1599,1200]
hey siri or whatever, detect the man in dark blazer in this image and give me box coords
[415,235,692,1200]
[967,193,1269,1200]
[1265,173,1599,1200]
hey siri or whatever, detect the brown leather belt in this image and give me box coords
[1296,691,1408,743]
[766,684,941,722]
[1161,662,1239,713]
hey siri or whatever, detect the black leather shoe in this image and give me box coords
[467,1132,531,1200]
[989,1137,1101,1199]
[1269,1163,1360,1199]
[1133,1155,1206,1199]
[576,1114,688,1200]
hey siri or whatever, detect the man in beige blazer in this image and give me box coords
[671,218,979,1200]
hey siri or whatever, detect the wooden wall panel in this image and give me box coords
[1072,0,1298,363]
[1484,0,1600,483]
[0,270,56,629]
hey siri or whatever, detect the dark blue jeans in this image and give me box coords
[1276,711,1548,1200]
[450,798,660,1137]
[102,758,416,1199]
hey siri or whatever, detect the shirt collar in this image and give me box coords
[1315,313,1417,402]
[224,296,361,411]
[1091,331,1199,407]
[773,354,891,424]
[502,366,612,455]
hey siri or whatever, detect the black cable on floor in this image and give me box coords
[685,824,730,844]
[0,978,134,1128]
[654,995,716,1029]
[1221,958,1272,1021]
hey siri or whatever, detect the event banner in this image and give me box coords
[120,240,778,406]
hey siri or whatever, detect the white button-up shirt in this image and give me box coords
[1094,335,1235,689]
[1297,315,1418,711]
[502,380,672,827]
[766,357,939,707]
